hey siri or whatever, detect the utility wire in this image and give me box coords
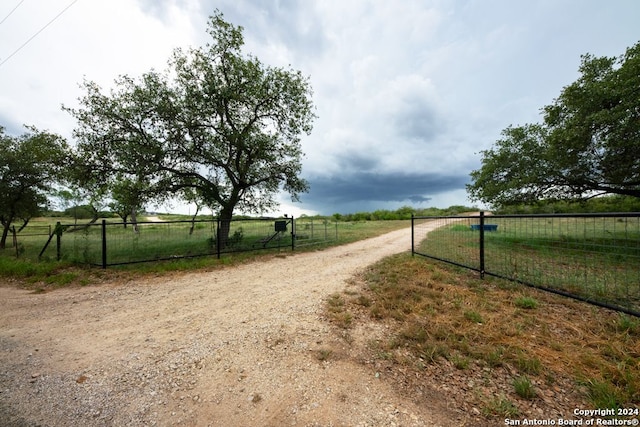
[0,0,25,26]
[0,0,79,68]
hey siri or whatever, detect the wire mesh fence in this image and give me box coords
[412,212,640,316]
[6,225,54,258]
[28,216,340,267]
[293,217,339,248]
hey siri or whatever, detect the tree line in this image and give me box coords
[329,205,477,221]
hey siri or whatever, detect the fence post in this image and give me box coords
[291,216,295,251]
[101,220,107,269]
[56,221,61,261]
[216,217,221,259]
[411,214,415,256]
[479,211,485,279]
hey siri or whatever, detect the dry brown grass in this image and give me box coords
[326,253,640,422]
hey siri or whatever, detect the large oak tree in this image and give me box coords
[467,41,640,208]
[67,12,315,244]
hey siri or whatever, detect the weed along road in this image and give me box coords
[0,224,468,427]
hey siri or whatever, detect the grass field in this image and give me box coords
[4,214,639,420]
[326,253,640,420]
[0,216,409,287]
[415,215,640,314]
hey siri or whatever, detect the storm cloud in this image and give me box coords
[1,1,639,215]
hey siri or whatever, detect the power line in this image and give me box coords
[0,0,25,26]
[0,0,79,68]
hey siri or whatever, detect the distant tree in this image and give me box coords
[108,176,149,230]
[468,41,640,208]
[66,11,315,246]
[0,126,69,248]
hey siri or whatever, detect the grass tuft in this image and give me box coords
[513,376,537,399]
[326,293,353,328]
[464,310,483,324]
[514,296,539,309]
[482,394,519,418]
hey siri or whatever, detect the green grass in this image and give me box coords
[513,376,536,399]
[482,394,519,418]
[514,295,539,309]
[331,254,640,421]
[0,217,408,290]
[2,217,409,279]
[417,216,640,313]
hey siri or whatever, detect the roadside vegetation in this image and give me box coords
[0,205,477,288]
[325,253,640,421]
[0,214,413,290]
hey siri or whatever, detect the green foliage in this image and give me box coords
[66,10,315,244]
[0,256,74,284]
[468,41,640,209]
[614,314,640,335]
[496,195,640,214]
[333,205,478,222]
[0,126,69,249]
[64,205,97,219]
[482,394,519,418]
[514,296,539,309]
[464,310,484,323]
[513,376,537,399]
[584,378,625,409]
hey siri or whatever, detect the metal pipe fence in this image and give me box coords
[412,212,640,317]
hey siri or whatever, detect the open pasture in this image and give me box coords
[9,217,409,268]
[416,214,640,314]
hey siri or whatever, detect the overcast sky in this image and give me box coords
[1,1,638,216]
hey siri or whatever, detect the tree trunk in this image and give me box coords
[130,208,139,233]
[189,205,201,235]
[121,213,129,229]
[0,224,10,249]
[218,207,233,248]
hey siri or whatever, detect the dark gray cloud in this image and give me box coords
[301,171,469,213]
[336,150,381,172]
[393,95,443,141]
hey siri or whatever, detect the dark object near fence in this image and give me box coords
[257,220,290,248]
[470,224,498,231]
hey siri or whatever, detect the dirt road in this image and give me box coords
[0,225,469,426]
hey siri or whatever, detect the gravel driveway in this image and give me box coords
[1,225,466,426]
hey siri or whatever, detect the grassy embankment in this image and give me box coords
[326,216,640,421]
